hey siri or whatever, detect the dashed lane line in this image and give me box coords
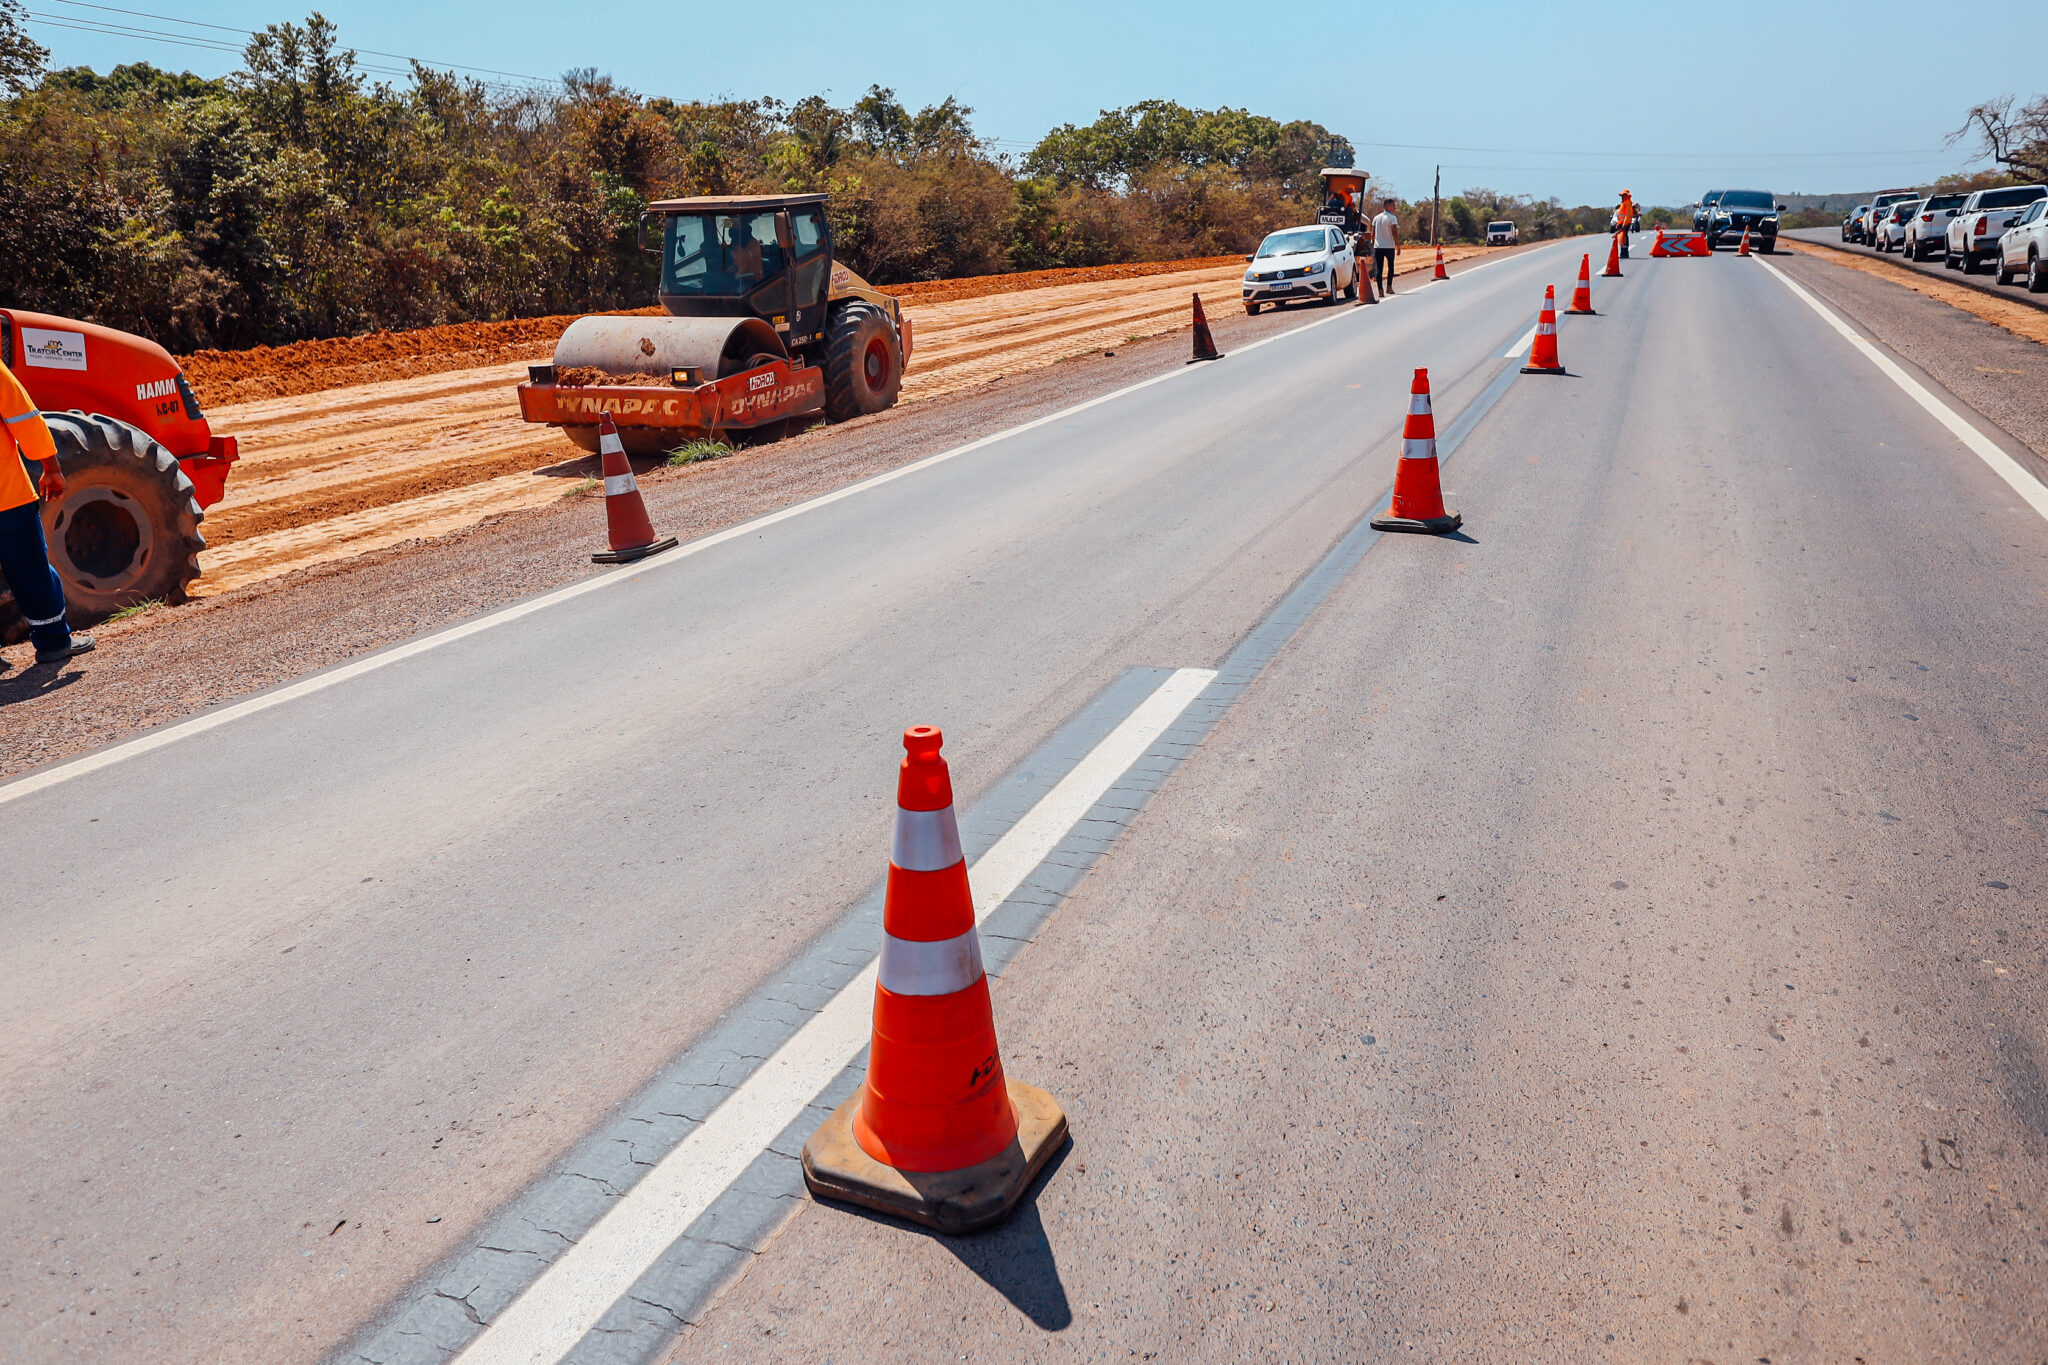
[1757,256,2048,523]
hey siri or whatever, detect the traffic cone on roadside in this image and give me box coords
[1567,253,1597,314]
[1521,286,1567,375]
[1601,231,1624,277]
[1370,368,1462,536]
[1433,245,1449,281]
[802,727,1069,1233]
[1188,293,1222,363]
[1356,259,1378,305]
[589,414,678,564]
[1738,226,1752,256]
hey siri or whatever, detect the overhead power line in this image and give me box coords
[28,0,560,87]
[1355,139,1949,162]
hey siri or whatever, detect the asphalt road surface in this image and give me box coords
[8,239,2048,1364]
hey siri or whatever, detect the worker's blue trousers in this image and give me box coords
[0,500,72,652]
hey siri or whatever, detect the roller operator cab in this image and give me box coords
[0,309,239,630]
[517,193,912,456]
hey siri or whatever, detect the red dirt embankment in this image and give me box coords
[177,256,1247,407]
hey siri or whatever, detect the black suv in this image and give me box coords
[1692,190,1724,233]
[1704,190,1783,252]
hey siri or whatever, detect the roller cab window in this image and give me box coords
[662,212,788,298]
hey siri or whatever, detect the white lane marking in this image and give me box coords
[0,288,1376,808]
[1757,258,2048,523]
[1502,323,1538,359]
[451,666,1215,1365]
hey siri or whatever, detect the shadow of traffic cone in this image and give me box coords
[1602,231,1624,277]
[1737,225,1752,256]
[1188,293,1222,363]
[1433,245,1449,280]
[1369,368,1462,536]
[590,414,678,564]
[1567,253,1597,314]
[1520,286,1567,375]
[802,726,1068,1234]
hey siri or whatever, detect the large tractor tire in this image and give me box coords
[40,413,205,619]
[822,302,903,423]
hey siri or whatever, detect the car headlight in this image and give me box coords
[1308,261,1326,273]
[1244,272,1256,282]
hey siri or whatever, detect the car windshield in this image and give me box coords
[1720,191,1774,209]
[1257,228,1330,258]
[1924,194,1966,211]
[662,210,786,296]
[1982,186,2047,209]
[1489,221,1514,230]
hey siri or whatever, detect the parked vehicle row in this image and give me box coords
[1839,183,2048,293]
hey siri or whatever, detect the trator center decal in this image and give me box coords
[20,327,88,371]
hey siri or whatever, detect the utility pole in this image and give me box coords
[1431,165,1441,248]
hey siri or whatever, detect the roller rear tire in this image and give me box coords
[823,302,903,422]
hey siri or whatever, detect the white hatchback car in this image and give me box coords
[1243,225,1357,313]
[1994,198,2048,292]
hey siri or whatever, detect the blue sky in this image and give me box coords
[25,0,2027,206]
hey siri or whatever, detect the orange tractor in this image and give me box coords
[0,309,237,638]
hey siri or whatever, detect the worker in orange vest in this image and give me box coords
[1616,189,1638,258]
[1,359,94,664]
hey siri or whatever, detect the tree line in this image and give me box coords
[0,7,1378,353]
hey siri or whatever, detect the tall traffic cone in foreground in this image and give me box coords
[1566,253,1597,315]
[1521,286,1567,375]
[1601,231,1624,277]
[803,727,1068,1233]
[1433,244,1449,280]
[1369,368,1462,536]
[589,414,678,564]
[1737,225,1752,256]
[1188,293,1222,363]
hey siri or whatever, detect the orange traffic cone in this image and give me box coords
[1601,231,1624,277]
[1737,225,1752,256]
[1369,368,1462,536]
[802,727,1068,1233]
[1521,286,1566,375]
[590,414,678,563]
[1188,293,1222,363]
[1566,253,1597,315]
[1356,258,1378,306]
[1433,245,1449,281]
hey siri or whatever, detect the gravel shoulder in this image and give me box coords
[0,245,1529,780]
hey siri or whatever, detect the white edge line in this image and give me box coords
[1502,323,1538,359]
[451,666,1216,1365]
[0,293,1369,807]
[1756,257,2048,524]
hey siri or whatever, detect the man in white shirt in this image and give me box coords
[1370,198,1401,296]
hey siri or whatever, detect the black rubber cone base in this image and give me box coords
[803,1079,1068,1235]
[1519,363,1568,375]
[592,535,678,564]
[1186,351,1223,364]
[1369,510,1462,535]
[1566,306,1597,315]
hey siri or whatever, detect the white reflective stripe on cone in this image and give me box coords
[1409,395,1431,416]
[1401,439,1438,460]
[604,474,638,497]
[599,433,626,456]
[877,928,986,996]
[892,806,964,873]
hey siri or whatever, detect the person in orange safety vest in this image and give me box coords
[1,359,94,664]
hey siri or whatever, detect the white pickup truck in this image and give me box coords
[1486,221,1518,245]
[1946,184,2048,273]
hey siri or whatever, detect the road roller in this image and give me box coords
[517,193,913,456]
